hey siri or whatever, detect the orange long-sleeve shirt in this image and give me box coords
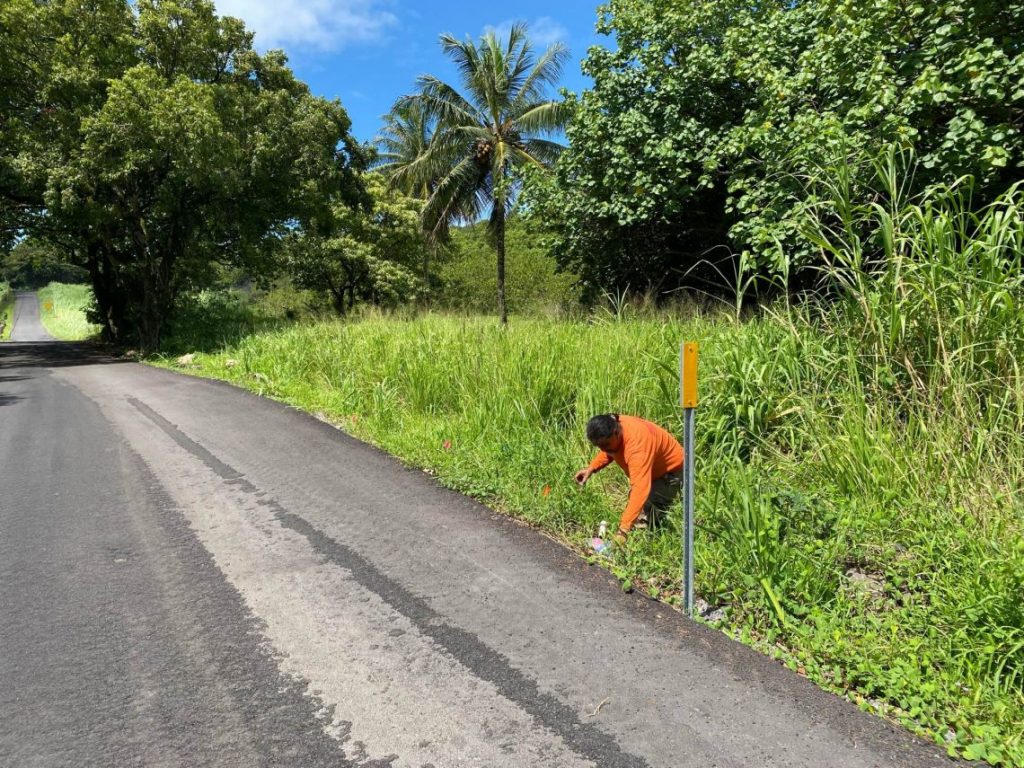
[587,415,684,533]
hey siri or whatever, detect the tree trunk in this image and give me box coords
[422,244,431,306]
[492,203,507,325]
[137,259,167,355]
[87,240,126,344]
[328,280,346,315]
[137,302,162,355]
[134,213,164,355]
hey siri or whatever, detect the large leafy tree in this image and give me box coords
[1,0,135,253]
[2,238,87,289]
[0,0,46,251]
[286,174,427,314]
[544,0,1024,297]
[382,23,569,324]
[4,0,365,351]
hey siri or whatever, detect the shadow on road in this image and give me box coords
[0,341,131,371]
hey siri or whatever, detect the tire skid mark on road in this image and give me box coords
[127,395,649,768]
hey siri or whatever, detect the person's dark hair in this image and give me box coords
[586,414,620,443]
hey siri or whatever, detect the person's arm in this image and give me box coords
[575,450,613,486]
[617,448,654,536]
[587,451,613,472]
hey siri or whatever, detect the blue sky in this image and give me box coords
[212,0,608,144]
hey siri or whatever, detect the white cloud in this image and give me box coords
[214,0,398,52]
[484,16,568,48]
[529,16,569,47]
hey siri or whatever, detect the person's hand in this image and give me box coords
[613,530,628,546]
[574,468,593,486]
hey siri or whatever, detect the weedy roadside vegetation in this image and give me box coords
[146,164,1024,764]
[0,282,12,339]
[37,282,101,340]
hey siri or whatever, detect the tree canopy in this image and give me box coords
[1,0,365,350]
[286,174,427,314]
[1,238,87,289]
[537,0,1024,298]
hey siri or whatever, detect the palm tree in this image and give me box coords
[382,22,569,324]
[375,101,439,286]
[376,100,435,201]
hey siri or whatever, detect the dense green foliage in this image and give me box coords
[0,282,12,340]
[380,24,569,322]
[1,238,87,289]
[439,218,578,313]
[28,281,277,346]
[286,174,427,314]
[0,0,71,252]
[536,0,1024,296]
[37,282,101,340]
[156,165,1024,764]
[0,0,364,350]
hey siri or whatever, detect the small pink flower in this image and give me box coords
[443,439,452,450]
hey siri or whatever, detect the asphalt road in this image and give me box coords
[9,290,55,341]
[0,293,956,767]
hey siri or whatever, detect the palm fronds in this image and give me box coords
[376,22,570,320]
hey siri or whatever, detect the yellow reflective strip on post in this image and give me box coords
[681,342,699,408]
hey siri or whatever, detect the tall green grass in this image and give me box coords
[37,282,101,340]
[153,164,1024,764]
[0,282,12,340]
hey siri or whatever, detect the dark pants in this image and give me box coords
[636,470,683,528]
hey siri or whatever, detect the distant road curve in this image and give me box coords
[7,291,55,342]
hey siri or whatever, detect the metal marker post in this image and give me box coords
[680,342,699,617]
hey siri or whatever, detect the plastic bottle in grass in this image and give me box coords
[591,521,612,554]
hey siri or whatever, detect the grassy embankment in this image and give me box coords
[38,172,1008,764]
[0,282,13,340]
[36,282,101,340]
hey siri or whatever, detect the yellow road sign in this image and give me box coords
[681,342,699,408]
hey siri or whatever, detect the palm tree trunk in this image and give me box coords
[422,242,433,305]
[493,203,507,325]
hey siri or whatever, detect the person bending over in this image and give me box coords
[575,413,684,546]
